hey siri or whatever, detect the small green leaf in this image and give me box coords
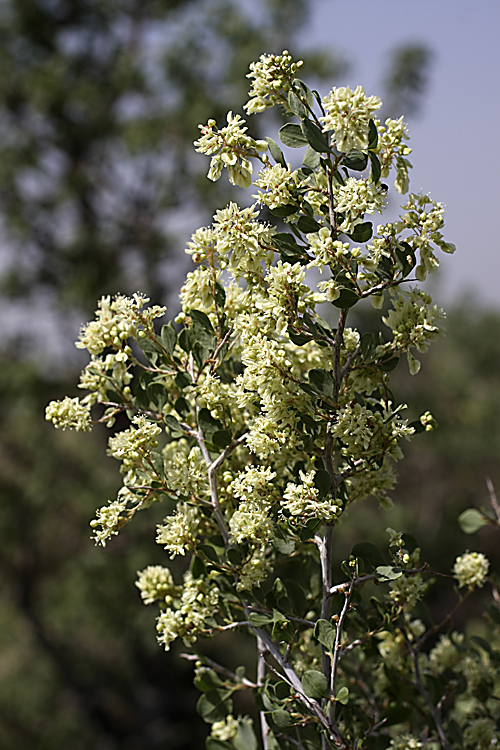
[308,368,334,398]
[345,221,373,243]
[302,145,321,169]
[191,555,206,578]
[335,686,349,705]
[233,719,258,750]
[288,329,313,346]
[164,414,184,433]
[378,355,400,372]
[342,150,368,171]
[198,407,222,436]
[266,136,286,167]
[214,282,226,309]
[292,78,315,109]
[458,508,489,534]
[395,243,415,277]
[269,709,293,729]
[178,326,193,353]
[369,151,381,184]
[279,123,308,148]
[375,565,402,582]
[249,612,274,627]
[194,666,224,693]
[174,396,190,418]
[361,331,376,362]
[331,288,361,309]
[269,204,297,217]
[160,323,177,354]
[198,544,220,564]
[314,468,332,499]
[297,215,322,234]
[211,430,232,448]
[300,118,331,153]
[352,542,385,570]
[314,619,336,652]
[227,547,243,565]
[175,371,192,389]
[196,691,231,724]
[301,670,329,700]
[190,309,215,335]
[368,118,378,149]
[272,538,296,555]
[273,232,304,254]
[288,90,308,119]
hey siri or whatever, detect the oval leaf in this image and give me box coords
[314,619,336,652]
[352,542,385,570]
[331,288,360,309]
[300,118,331,153]
[458,508,489,534]
[345,221,373,243]
[301,670,329,700]
[279,123,308,148]
[197,691,231,724]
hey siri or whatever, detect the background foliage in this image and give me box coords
[0,1,496,748]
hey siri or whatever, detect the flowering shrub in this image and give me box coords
[46,52,499,749]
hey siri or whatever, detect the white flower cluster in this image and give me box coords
[395,193,456,281]
[281,470,340,523]
[389,736,423,750]
[237,335,309,458]
[237,546,271,592]
[45,396,92,431]
[210,715,239,742]
[229,466,276,544]
[308,231,350,273]
[320,85,382,152]
[334,177,386,233]
[429,632,465,672]
[194,112,267,189]
[108,415,161,472]
[162,441,208,498]
[453,551,490,589]
[186,202,274,281]
[156,571,219,651]
[389,573,427,609]
[135,565,178,605]
[255,261,324,336]
[76,293,165,356]
[90,489,132,546]
[253,163,300,209]
[156,503,201,557]
[244,50,303,115]
[78,352,132,402]
[331,402,413,463]
[196,372,238,423]
[377,116,413,194]
[383,287,444,365]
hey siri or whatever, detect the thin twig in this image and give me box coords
[258,638,271,750]
[330,580,354,724]
[180,653,257,688]
[486,477,500,523]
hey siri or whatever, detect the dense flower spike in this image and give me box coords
[320,85,382,151]
[244,50,303,115]
[47,51,497,750]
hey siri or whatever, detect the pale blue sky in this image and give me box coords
[305,0,500,306]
